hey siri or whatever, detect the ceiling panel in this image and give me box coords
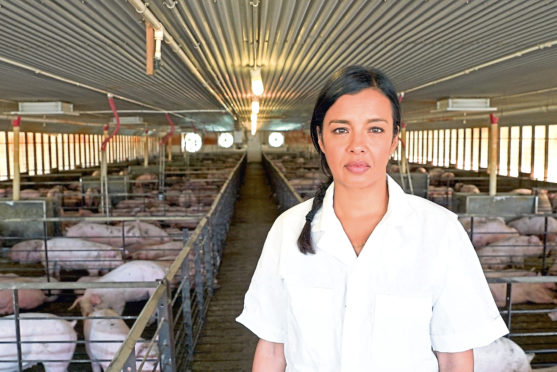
[0,0,556,134]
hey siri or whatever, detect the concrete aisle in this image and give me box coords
[191,162,281,371]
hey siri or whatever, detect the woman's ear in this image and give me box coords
[389,133,399,155]
[317,127,325,153]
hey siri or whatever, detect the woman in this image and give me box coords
[237,66,507,372]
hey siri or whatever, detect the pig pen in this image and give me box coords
[0,153,246,371]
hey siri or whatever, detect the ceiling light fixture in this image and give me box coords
[251,99,259,114]
[250,67,264,96]
[251,112,257,135]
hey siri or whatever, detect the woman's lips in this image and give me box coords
[345,161,370,174]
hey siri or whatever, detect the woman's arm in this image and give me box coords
[253,338,286,372]
[434,349,473,372]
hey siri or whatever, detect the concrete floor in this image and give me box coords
[191,162,280,371]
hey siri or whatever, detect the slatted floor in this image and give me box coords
[191,162,281,371]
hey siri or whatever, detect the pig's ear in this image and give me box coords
[89,294,102,305]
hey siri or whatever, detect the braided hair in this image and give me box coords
[297,66,401,254]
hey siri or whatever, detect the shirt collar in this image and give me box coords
[312,174,412,235]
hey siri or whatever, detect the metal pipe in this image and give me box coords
[127,0,233,115]
[76,109,225,114]
[404,38,557,95]
[146,22,155,75]
[489,114,499,196]
[0,56,178,115]
[405,104,557,125]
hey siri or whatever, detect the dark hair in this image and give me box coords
[297,65,401,254]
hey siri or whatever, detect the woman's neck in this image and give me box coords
[333,178,389,220]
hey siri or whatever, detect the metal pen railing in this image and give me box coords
[107,153,245,371]
[262,153,303,211]
[0,153,246,371]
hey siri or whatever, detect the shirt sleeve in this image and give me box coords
[430,217,509,352]
[236,217,287,343]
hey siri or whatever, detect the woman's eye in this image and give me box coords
[333,128,348,134]
[370,127,384,133]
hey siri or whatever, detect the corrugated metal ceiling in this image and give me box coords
[0,0,556,135]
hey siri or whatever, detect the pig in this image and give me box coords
[70,260,166,316]
[508,216,557,240]
[20,189,41,199]
[62,190,81,208]
[130,241,183,260]
[8,239,43,263]
[473,337,533,372]
[84,187,100,208]
[134,173,158,188]
[0,313,77,372]
[428,186,453,206]
[0,274,59,315]
[41,238,123,277]
[510,188,533,195]
[476,235,544,269]
[178,190,198,208]
[65,221,170,249]
[484,270,557,307]
[439,171,455,185]
[84,309,159,372]
[455,183,480,193]
[459,216,520,249]
[428,167,445,186]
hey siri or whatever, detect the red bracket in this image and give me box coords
[489,113,499,125]
[12,116,21,127]
[160,113,176,145]
[101,95,120,151]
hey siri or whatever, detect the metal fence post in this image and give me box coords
[505,282,514,335]
[180,253,194,361]
[12,289,23,372]
[203,226,214,297]
[194,240,205,323]
[123,350,137,372]
[157,280,176,372]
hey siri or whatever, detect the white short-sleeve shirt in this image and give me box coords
[237,175,508,372]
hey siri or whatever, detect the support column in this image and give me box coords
[489,114,499,196]
[12,117,21,201]
[144,130,149,167]
[400,123,407,173]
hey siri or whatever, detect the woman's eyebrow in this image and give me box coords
[327,118,389,125]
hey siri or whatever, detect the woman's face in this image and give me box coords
[318,88,398,190]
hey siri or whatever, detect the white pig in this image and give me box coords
[484,270,557,307]
[476,235,544,269]
[41,238,123,277]
[65,221,170,250]
[0,313,77,372]
[0,274,60,315]
[8,239,44,264]
[473,337,533,372]
[70,260,166,315]
[130,241,183,260]
[459,216,520,249]
[84,309,159,372]
[508,216,557,240]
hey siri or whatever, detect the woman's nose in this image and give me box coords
[349,135,366,153]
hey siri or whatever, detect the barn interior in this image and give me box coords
[1,1,557,371]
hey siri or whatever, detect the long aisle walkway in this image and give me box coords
[191,162,281,371]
